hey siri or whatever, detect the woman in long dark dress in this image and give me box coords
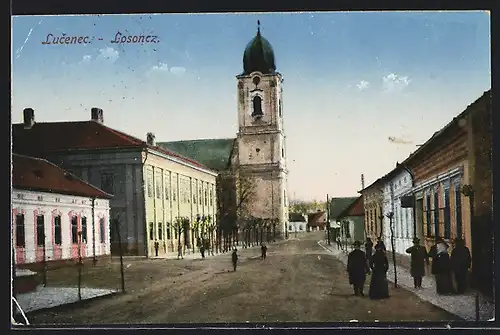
[368,244,390,300]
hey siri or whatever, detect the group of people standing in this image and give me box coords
[347,238,389,299]
[347,235,472,299]
[407,236,471,295]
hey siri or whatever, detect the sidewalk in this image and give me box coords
[317,240,495,321]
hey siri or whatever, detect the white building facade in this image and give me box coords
[381,169,414,255]
[12,189,111,265]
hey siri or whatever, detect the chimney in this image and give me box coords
[146,132,156,146]
[91,107,104,123]
[23,108,35,129]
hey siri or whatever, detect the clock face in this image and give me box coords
[253,76,260,86]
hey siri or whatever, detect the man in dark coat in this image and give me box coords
[261,243,268,260]
[231,248,238,272]
[405,237,429,289]
[450,237,472,294]
[347,241,370,296]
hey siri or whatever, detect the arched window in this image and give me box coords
[252,96,263,118]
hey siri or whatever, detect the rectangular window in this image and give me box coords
[433,189,439,237]
[99,218,106,243]
[455,186,462,238]
[172,177,177,202]
[443,188,451,239]
[186,180,191,203]
[199,184,203,205]
[165,175,170,200]
[204,187,208,206]
[193,181,197,204]
[71,216,78,244]
[100,172,114,194]
[54,216,62,245]
[36,215,45,247]
[158,222,163,240]
[155,173,162,199]
[209,188,213,206]
[166,223,171,240]
[16,214,25,247]
[81,217,88,243]
[149,222,154,240]
[405,209,410,238]
[425,194,432,237]
[147,170,154,198]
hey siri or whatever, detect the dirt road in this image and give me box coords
[29,233,458,324]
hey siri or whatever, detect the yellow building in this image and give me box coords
[143,146,217,257]
[359,179,384,241]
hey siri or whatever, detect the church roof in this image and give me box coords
[12,154,112,199]
[157,138,236,172]
[242,22,276,75]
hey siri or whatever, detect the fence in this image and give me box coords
[13,241,125,315]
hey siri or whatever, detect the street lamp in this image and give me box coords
[386,212,398,288]
[378,214,385,240]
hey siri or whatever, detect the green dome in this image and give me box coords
[242,24,276,75]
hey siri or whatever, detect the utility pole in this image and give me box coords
[326,194,331,245]
[77,231,83,301]
[91,198,97,266]
[42,232,47,287]
[115,220,126,293]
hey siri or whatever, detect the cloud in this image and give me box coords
[356,80,370,91]
[388,136,413,145]
[96,47,119,63]
[147,63,186,77]
[382,73,410,92]
[170,66,186,76]
[79,54,92,65]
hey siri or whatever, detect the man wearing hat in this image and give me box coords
[450,237,471,294]
[405,237,429,289]
[347,240,370,296]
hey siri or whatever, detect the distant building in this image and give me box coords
[288,213,307,233]
[307,211,327,231]
[12,108,218,257]
[12,154,112,265]
[158,23,289,240]
[359,180,384,241]
[336,196,365,246]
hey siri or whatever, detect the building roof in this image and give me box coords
[307,211,326,226]
[401,89,491,167]
[157,138,236,171]
[329,197,359,220]
[12,121,213,172]
[289,213,306,222]
[12,154,113,199]
[242,22,277,75]
[337,196,364,219]
[358,89,491,193]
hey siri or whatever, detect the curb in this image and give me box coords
[24,290,121,317]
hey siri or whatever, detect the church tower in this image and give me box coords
[235,21,289,237]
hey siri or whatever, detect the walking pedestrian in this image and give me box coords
[347,241,370,296]
[450,237,471,294]
[261,243,268,260]
[368,242,390,300]
[405,237,429,289]
[365,237,373,263]
[429,237,454,294]
[200,244,206,259]
[177,243,184,260]
[231,248,238,272]
[154,240,160,257]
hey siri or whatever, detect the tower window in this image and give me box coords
[279,99,282,117]
[281,148,284,158]
[252,96,263,118]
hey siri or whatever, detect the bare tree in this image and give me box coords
[217,174,256,251]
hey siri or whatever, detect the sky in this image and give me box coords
[11,12,491,201]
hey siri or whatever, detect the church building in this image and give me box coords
[158,22,290,239]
